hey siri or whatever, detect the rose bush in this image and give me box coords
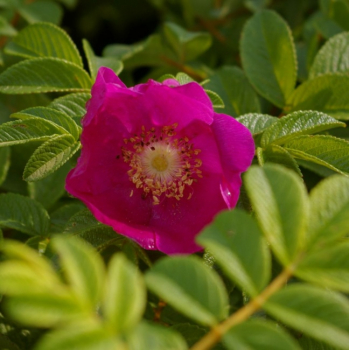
[66,67,255,254]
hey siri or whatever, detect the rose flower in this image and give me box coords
[66,67,255,254]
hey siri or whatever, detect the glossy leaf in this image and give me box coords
[244,164,308,265]
[287,73,349,120]
[145,256,229,326]
[264,284,349,349]
[5,22,83,67]
[103,254,146,332]
[0,58,92,94]
[206,66,261,117]
[236,113,277,135]
[241,10,297,108]
[284,135,349,175]
[23,134,80,181]
[0,193,49,236]
[223,319,301,350]
[197,209,270,296]
[12,107,81,140]
[52,235,105,310]
[0,117,67,146]
[261,111,345,147]
[48,92,90,123]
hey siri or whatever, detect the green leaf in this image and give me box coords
[0,117,67,146]
[205,66,261,117]
[296,241,349,292]
[241,10,297,108]
[35,321,123,350]
[260,111,345,147]
[257,145,302,176]
[129,322,188,350]
[328,0,349,31]
[309,32,349,78]
[64,209,124,250]
[287,73,349,120]
[0,58,92,94]
[48,92,90,123]
[264,284,349,349]
[103,254,146,332]
[298,336,337,350]
[0,193,49,236]
[23,134,80,181]
[236,113,277,135]
[50,203,85,234]
[0,335,20,350]
[307,174,349,245]
[5,22,83,67]
[163,22,211,62]
[197,209,270,297]
[244,164,308,265]
[27,161,72,209]
[170,324,207,347]
[0,146,10,185]
[284,135,349,175]
[83,39,123,80]
[18,0,63,25]
[223,319,301,350]
[3,292,83,327]
[52,235,105,310]
[175,72,194,85]
[244,0,272,12]
[0,16,17,36]
[204,89,225,109]
[12,107,81,140]
[145,256,229,326]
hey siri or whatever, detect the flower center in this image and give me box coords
[121,124,202,204]
[151,155,168,172]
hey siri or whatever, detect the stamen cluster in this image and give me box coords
[121,124,202,204]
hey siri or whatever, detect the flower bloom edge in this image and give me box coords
[65,67,255,254]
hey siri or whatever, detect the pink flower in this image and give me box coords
[65,67,255,254]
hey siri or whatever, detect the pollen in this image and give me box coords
[121,123,202,205]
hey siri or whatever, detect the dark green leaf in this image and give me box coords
[0,146,10,185]
[206,66,261,117]
[18,0,63,25]
[241,10,297,108]
[0,193,49,236]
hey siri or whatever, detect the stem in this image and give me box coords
[190,265,295,350]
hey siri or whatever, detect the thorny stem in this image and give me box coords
[190,264,296,350]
